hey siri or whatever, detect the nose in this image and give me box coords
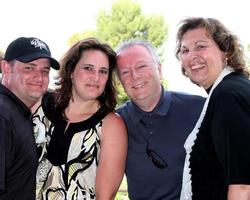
[131,68,140,80]
[34,70,44,82]
[187,49,199,59]
[92,70,100,82]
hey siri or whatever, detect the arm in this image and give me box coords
[0,116,10,194]
[211,91,250,198]
[95,112,128,200]
[228,185,250,200]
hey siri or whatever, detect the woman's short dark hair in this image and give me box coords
[175,17,249,77]
[55,37,117,115]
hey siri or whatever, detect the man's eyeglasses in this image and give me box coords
[146,142,168,169]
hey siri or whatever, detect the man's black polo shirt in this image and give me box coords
[0,84,37,200]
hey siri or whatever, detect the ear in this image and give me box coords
[1,60,11,75]
[157,63,163,79]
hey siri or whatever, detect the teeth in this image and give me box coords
[133,83,144,89]
[191,64,204,70]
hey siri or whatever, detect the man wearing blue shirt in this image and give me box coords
[115,39,205,200]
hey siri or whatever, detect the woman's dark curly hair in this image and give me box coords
[54,37,117,116]
[175,17,249,77]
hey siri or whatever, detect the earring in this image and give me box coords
[224,57,228,67]
[182,67,189,77]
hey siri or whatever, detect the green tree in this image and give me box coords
[69,0,168,49]
[95,0,167,49]
[68,0,168,105]
[68,31,97,46]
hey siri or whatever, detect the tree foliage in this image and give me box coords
[95,0,168,49]
[68,31,97,46]
[68,0,168,105]
[68,0,168,49]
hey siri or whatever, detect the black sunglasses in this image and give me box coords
[146,142,168,169]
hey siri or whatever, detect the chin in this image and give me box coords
[189,79,199,86]
[134,94,148,101]
[189,76,203,85]
[29,92,44,99]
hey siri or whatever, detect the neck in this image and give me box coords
[65,99,100,122]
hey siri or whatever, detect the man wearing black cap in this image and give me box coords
[0,37,59,200]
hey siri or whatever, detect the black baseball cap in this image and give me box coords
[4,37,60,70]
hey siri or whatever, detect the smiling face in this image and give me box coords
[117,45,162,111]
[2,58,50,108]
[179,28,225,89]
[71,49,109,102]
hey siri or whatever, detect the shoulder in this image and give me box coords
[42,91,56,109]
[0,94,22,120]
[103,112,126,127]
[0,90,17,108]
[41,91,58,121]
[167,90,206,106]
[116,100,130,110]
[209,75,250,113]
[217,72,250,89]
[170,90,205,100]
[213,73,250,100]
[116,101,131,116]
[101,112,127,138]
[0,95,12,110]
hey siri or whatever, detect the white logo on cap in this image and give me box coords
[30,38,49,52]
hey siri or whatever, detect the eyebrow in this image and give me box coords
[27,62,50,69]
[195,40,209,44]
[83,63,109,69]
[181,40,209,48]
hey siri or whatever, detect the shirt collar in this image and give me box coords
[128,86,172,124]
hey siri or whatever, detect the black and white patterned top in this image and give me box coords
[33,92,109,200]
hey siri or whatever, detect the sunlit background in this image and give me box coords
[2,1,250,198]
[2,0,250,97]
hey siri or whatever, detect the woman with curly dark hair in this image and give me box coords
[175,17,250,200]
